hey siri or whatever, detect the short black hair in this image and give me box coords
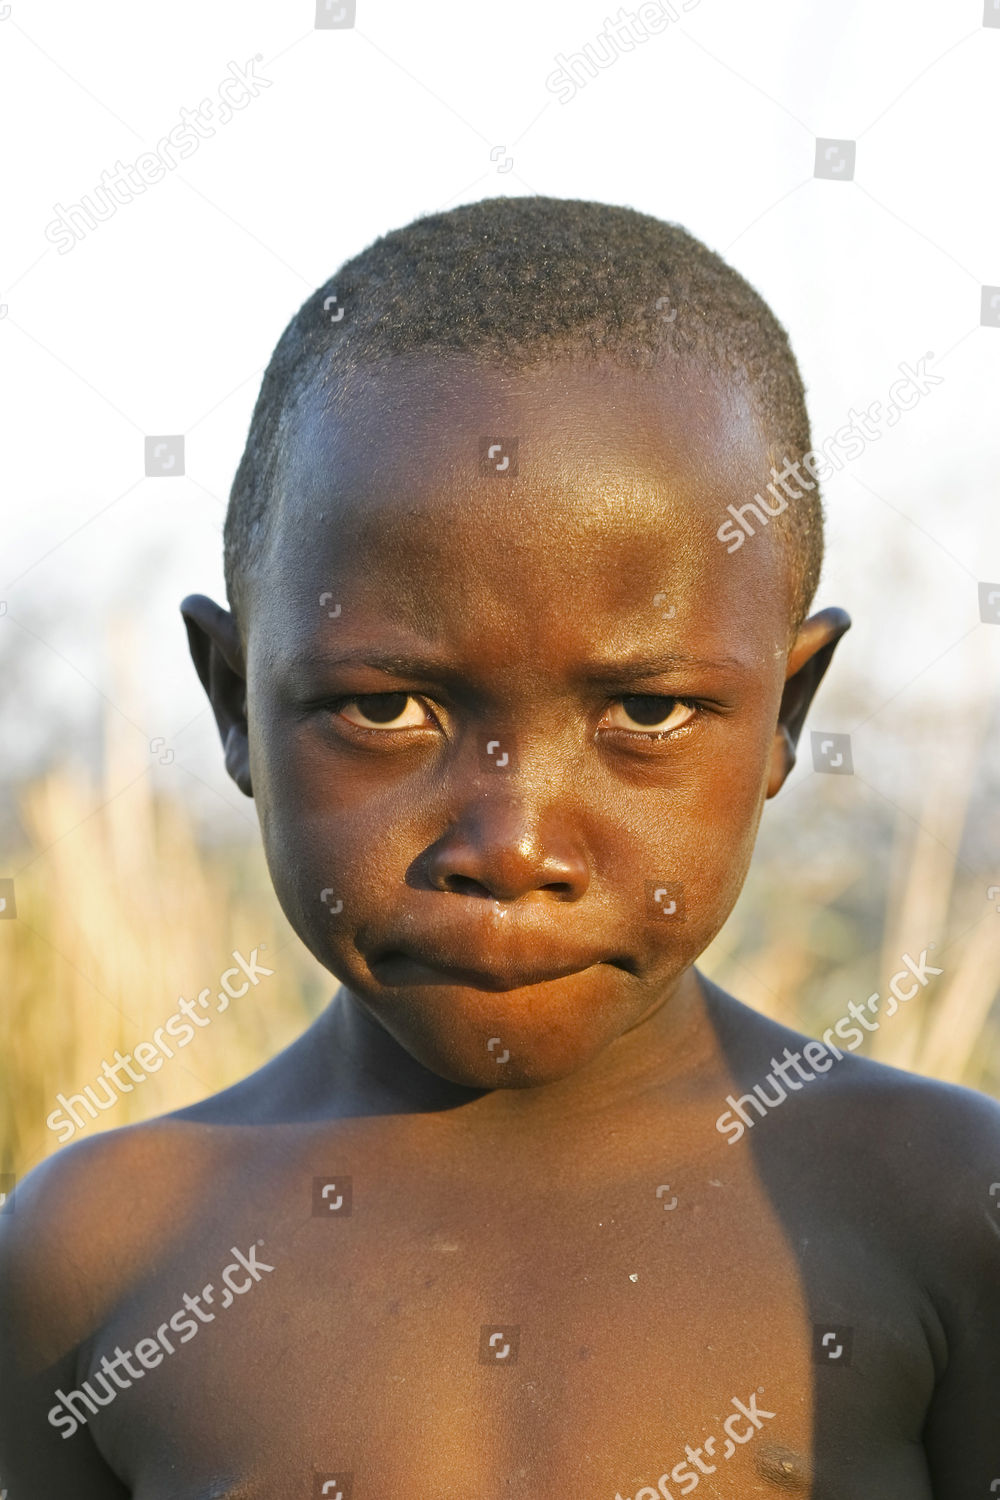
[224,195,823,637]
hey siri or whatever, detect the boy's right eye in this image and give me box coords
[332,692,437,732]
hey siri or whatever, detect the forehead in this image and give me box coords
[251,354,790,670]
[287,350,761,501]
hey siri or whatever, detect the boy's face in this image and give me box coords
[184,353,847,1097]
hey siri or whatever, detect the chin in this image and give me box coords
[393,1012,610,1091]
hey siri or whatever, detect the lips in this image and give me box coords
[370,937,628,991]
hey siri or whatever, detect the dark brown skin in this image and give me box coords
[2,353,999,1499]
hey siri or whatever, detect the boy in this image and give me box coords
[2,196,998,1498]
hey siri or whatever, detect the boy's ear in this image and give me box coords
[180,594,253,798]
[767,606,851,798]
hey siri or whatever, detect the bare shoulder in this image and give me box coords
[0,1116,218,1361]
[0,1007,347,1344]
[830,1055,1000,1239]
[850,1060,1000,1274]
[0,1117,220,1497]
[703,973,1000,1263]
[806,1032,1000,1195]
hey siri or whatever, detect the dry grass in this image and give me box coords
[0,747,327,1179]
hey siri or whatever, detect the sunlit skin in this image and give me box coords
[3,350,999,1500]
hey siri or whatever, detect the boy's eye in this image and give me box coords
[600,695,697,736]
[335,693,433,730]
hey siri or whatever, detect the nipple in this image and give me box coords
[753,1441,813,1490]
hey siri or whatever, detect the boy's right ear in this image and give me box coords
[179,594,253,798]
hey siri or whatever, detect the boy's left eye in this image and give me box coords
[330,692,697,737]
[599,695,697,736]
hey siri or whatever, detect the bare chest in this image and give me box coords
[84,1153,933,1499]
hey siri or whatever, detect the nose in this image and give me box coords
[421,793,591,902]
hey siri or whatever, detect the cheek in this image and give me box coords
[613,740,771,960]
[249,720,392,960]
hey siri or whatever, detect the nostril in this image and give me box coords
[443,875,492,896]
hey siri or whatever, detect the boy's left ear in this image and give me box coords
[179,594,253,797]
[767,606,851,798]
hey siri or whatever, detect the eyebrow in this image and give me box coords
[299,648,749,683]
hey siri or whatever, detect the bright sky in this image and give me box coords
[1,0,998,833]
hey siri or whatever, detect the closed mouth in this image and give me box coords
[370,946,633,991]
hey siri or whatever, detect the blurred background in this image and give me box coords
[2,0,999,1178]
